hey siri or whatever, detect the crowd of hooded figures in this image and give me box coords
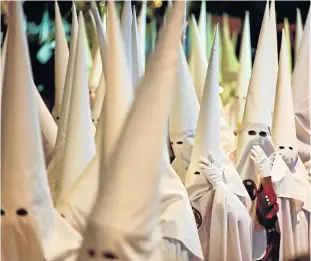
[1,1,310,261]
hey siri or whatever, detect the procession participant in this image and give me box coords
[1,2,81,260]
[186,25,251,261]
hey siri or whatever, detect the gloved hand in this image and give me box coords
[250,145,272,178]
[197,154,224,187]
[276,146,298,171]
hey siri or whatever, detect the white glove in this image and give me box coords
[197,154,224,187]
[250,145,271,178]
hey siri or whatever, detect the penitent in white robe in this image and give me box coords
[188,177,252,261]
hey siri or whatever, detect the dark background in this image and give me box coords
[1,1,310,110]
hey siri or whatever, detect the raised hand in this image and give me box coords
[250,145,272,178]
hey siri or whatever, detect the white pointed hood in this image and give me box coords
[271,30,310,212]
[169,44,199,183]
[272,30,297,151]
[138,1,146,73]
[236,2,276,192]
[292,10,310,172]
[132,6,143,89]
[292,10,310,112]
[56,13,96,201]
[169,44,199,139]
[240,2,275,129]
[77,3,185,260]
[90,2,108,76]
[198,0,206,58]
[52,1,69,123]
[234,11,252,126]
[55,2,133,230]
[2,2,52,258]
[121,0,133,76]
[1,3,81,261]
[47,3,78,202]
[187,26,223,187]
[269,0,279,113]
[295,8,303,58]
[101,1,133,160]
[189,15,208,101]
[186,26,249,200]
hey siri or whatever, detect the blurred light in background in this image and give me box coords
[153,0,163,9]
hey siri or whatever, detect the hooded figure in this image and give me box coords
[52,1,69,124]
[295,8,303,59]
[292,10,310,175]
[1,3,81,261]
[185,25,252,261]
[169,44,200,184]
[271,30,310,261]
[47,3,78,202]
[77,2,186,260]
[51,13,96,203]
[235,2,280,260]
[56,1,133,234]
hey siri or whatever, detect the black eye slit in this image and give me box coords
[279,146,285,149]
[102,252,117,259]
[248,130,256,136]
[56,116,59,120]
[1,209,5,216]
[60,213,65,218]
[16,208,28,216]
[289,147,293,150]
[176,141,183,145]
[259,131,267,137]
[194,171,200,175]
[88,249,96,257]
[92,119,94,122]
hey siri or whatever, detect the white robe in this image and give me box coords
[271,154,310,261]
[188,178,252,261]
[277,199,310,261]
